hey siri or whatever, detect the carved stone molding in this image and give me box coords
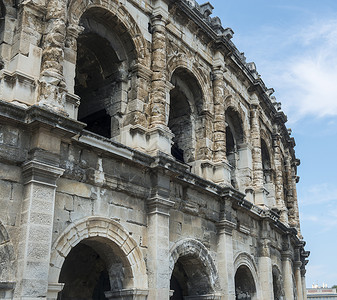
[105,288,148,300]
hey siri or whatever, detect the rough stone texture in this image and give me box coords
[0,0,309,299]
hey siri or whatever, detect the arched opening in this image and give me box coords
[261,139,272,184]
[272,267,284,300]
[0,0,6,69]
[225,108,244,188]
[235,265,257,300]
[57,237,130,300]
[170,255,213,299]
[0,224,14,282]
[169,68,203,164]
[75,8,136,138]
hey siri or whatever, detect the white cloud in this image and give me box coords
[279,19,337,120]
[299,183,337,206]
[236,17,337,122]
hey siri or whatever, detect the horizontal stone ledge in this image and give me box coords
[105,288,148,300]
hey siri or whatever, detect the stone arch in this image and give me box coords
[224,96,249,142]
[0,0,6,69]
[167,57,212,110]
[49,217,148,291]
[70,4,149,139]
[272,264,284,300]
[225,102,248,189]
[234,252,261,300]
[168,66,206,163]
[261,137,273,182]
[169,238,220,298]
[0,222,15,281]
[0,221,16,299]
[67,0,148,66]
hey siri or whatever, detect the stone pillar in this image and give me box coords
[62,24,83,119]
[15,160,64,299]
[212,58,226,163]
[149,12,167,127]
[147,171,174,299]
[217,219,236,300]
[301,269,307,300]
[250,103,264,205]
[282,251,294,300]
[38,0,67,114]
[273,133,288,223]
[147,3,173,156]
[210,54,232,186]
[291,160,302,236]
[294,261,303,300]
[258,239,274,300]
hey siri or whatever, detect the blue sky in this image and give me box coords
[209,0,337,288]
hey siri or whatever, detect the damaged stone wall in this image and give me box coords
[0,0,308,299]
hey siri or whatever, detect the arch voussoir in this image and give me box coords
[49,217,148,289]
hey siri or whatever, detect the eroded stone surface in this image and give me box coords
[0,0,308,299]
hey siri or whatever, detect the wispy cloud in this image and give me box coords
[281,19,337,120]
[235,17,337,122]
[299,183,337,206]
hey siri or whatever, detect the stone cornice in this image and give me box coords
[22,159,64,186]
[0,100,85,137]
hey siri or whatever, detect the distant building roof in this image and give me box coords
[307,288,337,299]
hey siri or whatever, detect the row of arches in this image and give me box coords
[68,5,292,203]
[47,217,285,300]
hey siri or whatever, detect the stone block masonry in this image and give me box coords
[0,0,309,299]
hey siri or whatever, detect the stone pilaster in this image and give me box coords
[291,161,302,236]
[273,133,288,223]
[258,239,274,300]
[147,5,173,156]
[212,58,226,163]
[147,171,174,299]
[15,160,64,299]
[301,269,307,300]
[38,0,67,114]
[282,250,294,300]
[149,12,167,128]
[250,103,264,205]
[294,261,303,300]
[126,63,153,128]
[216,219,236,300]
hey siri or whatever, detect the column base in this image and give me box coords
[184,293,222,300]
[105,289,148,300]
[47,283,64,300]
[118,124,174,156]
[191,160,232,186]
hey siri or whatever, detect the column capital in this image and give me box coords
[147,196,174,216]
[217,219,236,235]
[294,261,302,270]
[281,250,293,261]
[22,160,64,186]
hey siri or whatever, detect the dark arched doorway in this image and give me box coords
[170,254,213,299]
[234,265,257,300]
[272,267,284,300]
[169,68,203,164]
[57,237,127,300]
[225,107,244,188]
[75,8,136,139]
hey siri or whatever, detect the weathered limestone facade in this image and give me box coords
[0,0,309,299]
